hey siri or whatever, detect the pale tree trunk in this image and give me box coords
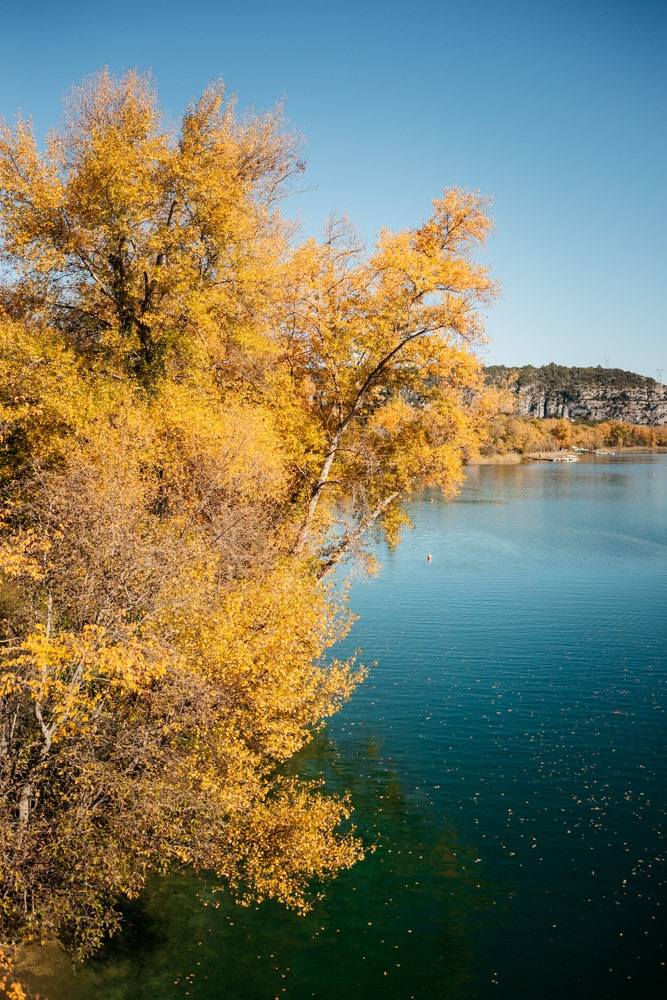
[316,491,400,578]
[293,327,429,558]
[17,594,83,830]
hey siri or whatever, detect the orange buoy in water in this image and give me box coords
[427,554,432,562]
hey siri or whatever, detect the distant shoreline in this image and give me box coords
[468,446,667,466]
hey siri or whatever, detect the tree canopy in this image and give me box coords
[0,69,498,964]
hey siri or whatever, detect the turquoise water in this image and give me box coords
[37,456,666,999]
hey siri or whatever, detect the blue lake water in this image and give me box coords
[40,455,666,999]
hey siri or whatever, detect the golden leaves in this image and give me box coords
[222,779,364,913]
[0,69,301,383]
[0,529,50,582]
[0,947,28,1000]
[280,193,498,566]
[0,68,500,960]
[16,623,168,696]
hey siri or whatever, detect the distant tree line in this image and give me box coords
[481,415,667,455]
[484,363,661,394]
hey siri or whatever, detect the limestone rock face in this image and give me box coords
[485,365,667,426]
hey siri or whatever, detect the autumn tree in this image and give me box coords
[0,317,365,959]
[0,69,499,963]
[0,68,300,383]
[276,198,499,571]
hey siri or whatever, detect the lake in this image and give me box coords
[36,455,667,999]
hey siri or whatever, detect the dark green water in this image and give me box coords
[35,456,666,999]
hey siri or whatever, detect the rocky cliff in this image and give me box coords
[485,364,667,426]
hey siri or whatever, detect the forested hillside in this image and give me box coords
[485,364,667,424]
[0,69,499,979]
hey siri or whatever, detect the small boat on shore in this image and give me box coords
[529,452,579,462]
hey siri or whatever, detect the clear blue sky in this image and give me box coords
[1,0,665,378]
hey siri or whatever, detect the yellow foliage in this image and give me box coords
[482,414,667,455]
[222,778,363,913]
[0,948,30,1000]
[0,530,50,582]
[0,69,497,963]
[0,69,299,384]
[279,208,498,564]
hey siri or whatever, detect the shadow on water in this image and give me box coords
[28,728,500,1000]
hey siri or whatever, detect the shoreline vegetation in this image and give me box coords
[1,69,500,996]
[470,444,667,465]
[472,415,667,464]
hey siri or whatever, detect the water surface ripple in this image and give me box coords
[38,456,666,1000]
